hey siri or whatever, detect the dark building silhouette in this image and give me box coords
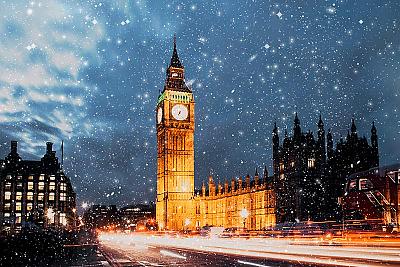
[0,141,76,233]
[273,114,379,223]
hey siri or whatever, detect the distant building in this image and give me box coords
[83,203,156,230]
[273,114,379,223]
[83,205,119,230]
[0,141,76,233]
[120,203,155,224]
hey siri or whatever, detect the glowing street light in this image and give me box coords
[240,208,249,229]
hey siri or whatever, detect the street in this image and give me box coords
[99,233,400,267]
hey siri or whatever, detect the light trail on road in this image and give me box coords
[99,232,400,266]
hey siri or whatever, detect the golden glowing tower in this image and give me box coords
[156,36,195,230]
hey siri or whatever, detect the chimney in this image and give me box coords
[11,141,18,154]
[46,142,53,155]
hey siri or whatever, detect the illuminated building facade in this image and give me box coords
[0,141,76,233]
[156,37,276,231]
[195,168,276,230]
[273,115,379,223]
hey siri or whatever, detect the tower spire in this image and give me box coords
[170,34,183,68]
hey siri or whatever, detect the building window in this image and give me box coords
[27,192,33,201]
[279,173,285,180]
[5,182,11,190]
[308,158,315,168]
[279,163,284,171]
[39,175,45,181]
[49,192,55,201]
[4,213,10,217]
[28,175,33,180]
[60,193,66,201]
[16,192,22,201]
[50,175,55,181]
[27,203,33,211]
[16,213,22,224]
[60,213,67,226]
[5,191,11,200]
[38,182,45,191]
[28,182,34,190]
[4,203,11,210]
[38,193,44,201]
[60,183,66,191]
[16,202,22,211]
[49,182,55,191]
[290,161,295,168]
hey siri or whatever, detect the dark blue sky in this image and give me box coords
[0,1,399,207]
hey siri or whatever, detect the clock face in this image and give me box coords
[171,104,188,120]
[157,107,163,124]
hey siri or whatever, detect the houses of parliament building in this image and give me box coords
[155,37,379,230]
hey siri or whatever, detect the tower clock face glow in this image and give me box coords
[157,107,163,123]
[172,104,188,120]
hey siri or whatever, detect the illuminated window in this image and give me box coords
[28,175,33,180]
[27,192,33,201]
[290,161,295,168]
[279,163,285,171]
[4,213,10,217]
[16,202,22,211]
[60,193,66,201]
[279,173,285,180]
[39,175,45,181]
[4,203,11,210]
[60,213,67,226]
[27,203,33,211]
[16,192,22,201]
[60,183,66,191]
[28,182,34,190]
[5,191,11,200]
[5,182,11,190]
[308,158,315,168]
[16,213,22,224]
[50,175,55,180]
[38,193,44,201]
[17,175,22,180]
[38,182,45,190]
[49,192,55,201]
[49,182,55,191]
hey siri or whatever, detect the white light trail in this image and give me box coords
[238,260,271,267]
[160,249,187,260]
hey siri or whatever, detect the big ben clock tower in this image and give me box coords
[156,36,195,230]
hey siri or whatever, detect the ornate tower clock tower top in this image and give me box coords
[163,35,191,93]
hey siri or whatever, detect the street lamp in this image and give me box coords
[184,218,191,230]
[240,208,249,229]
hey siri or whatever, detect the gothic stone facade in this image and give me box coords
[194,168,275,230]
[273,114,379,223]
[156,37,276,230]
[0,141,76,233]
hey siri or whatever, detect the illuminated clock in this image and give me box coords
[171,104,188,120]
[157,107,163,123]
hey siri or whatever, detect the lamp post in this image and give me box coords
[240,208,249,229]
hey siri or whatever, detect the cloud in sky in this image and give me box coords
[0,0,104,149]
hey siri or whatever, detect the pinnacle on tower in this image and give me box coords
[170,34,183,68]
[318,113,324,128]
[371,121,377,134]
[351,117,357,134]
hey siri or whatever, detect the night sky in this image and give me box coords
[0,1,399,207]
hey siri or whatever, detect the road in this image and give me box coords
[99,233,400,267]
